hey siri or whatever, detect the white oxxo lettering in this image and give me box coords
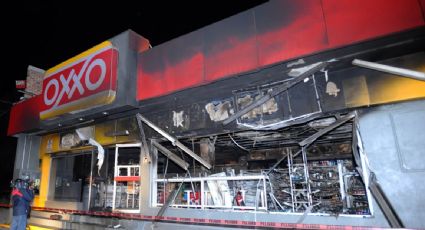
[43,57,107,107]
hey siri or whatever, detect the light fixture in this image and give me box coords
[105,130,130,137]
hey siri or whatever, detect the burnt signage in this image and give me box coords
[40,41,118,120]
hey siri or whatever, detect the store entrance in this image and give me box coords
[112,143,141,213]
[87,144,142,212]
[88,148,114,211]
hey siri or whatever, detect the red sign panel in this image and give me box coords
[40,42,118,120]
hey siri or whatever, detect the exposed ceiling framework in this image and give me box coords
[155,114,354,169]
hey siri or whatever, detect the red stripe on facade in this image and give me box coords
[136,0,424,101]
[114,176,140,181]
[322,0,424,46]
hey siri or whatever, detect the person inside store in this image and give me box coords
[10,178,34,230]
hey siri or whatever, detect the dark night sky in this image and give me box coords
[0,1,267,196]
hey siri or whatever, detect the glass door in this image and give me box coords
[88,148,115,212]
[112,143,142,213]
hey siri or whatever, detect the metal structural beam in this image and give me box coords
[153,179,185,225]
[136,113,212,169]
[352,59,425,81]
[222,62,329,126]
[369,173,404,228]
[136,114,152,162]
[266,151,291,175]
[299,112,356,147]
[269,112,355,174]
[155,175,266,182]
[152,141,189,171]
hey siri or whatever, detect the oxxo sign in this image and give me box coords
[40,42,118,120]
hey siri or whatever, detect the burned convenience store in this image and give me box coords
[5,0,425,229]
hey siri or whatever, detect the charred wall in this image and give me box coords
[139,30,425,139]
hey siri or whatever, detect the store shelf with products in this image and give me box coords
[309,160,343,214]
[341,160,370,215]
[153,128,371,216]
[263,158,371,215]
[155,156,371,216]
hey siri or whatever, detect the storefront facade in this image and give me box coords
[7,1,425,228]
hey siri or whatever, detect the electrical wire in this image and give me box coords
[228,134,249,152]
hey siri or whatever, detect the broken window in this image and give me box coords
[51,152,92,202]
[151,113,371,216]
[48,145,142,213]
